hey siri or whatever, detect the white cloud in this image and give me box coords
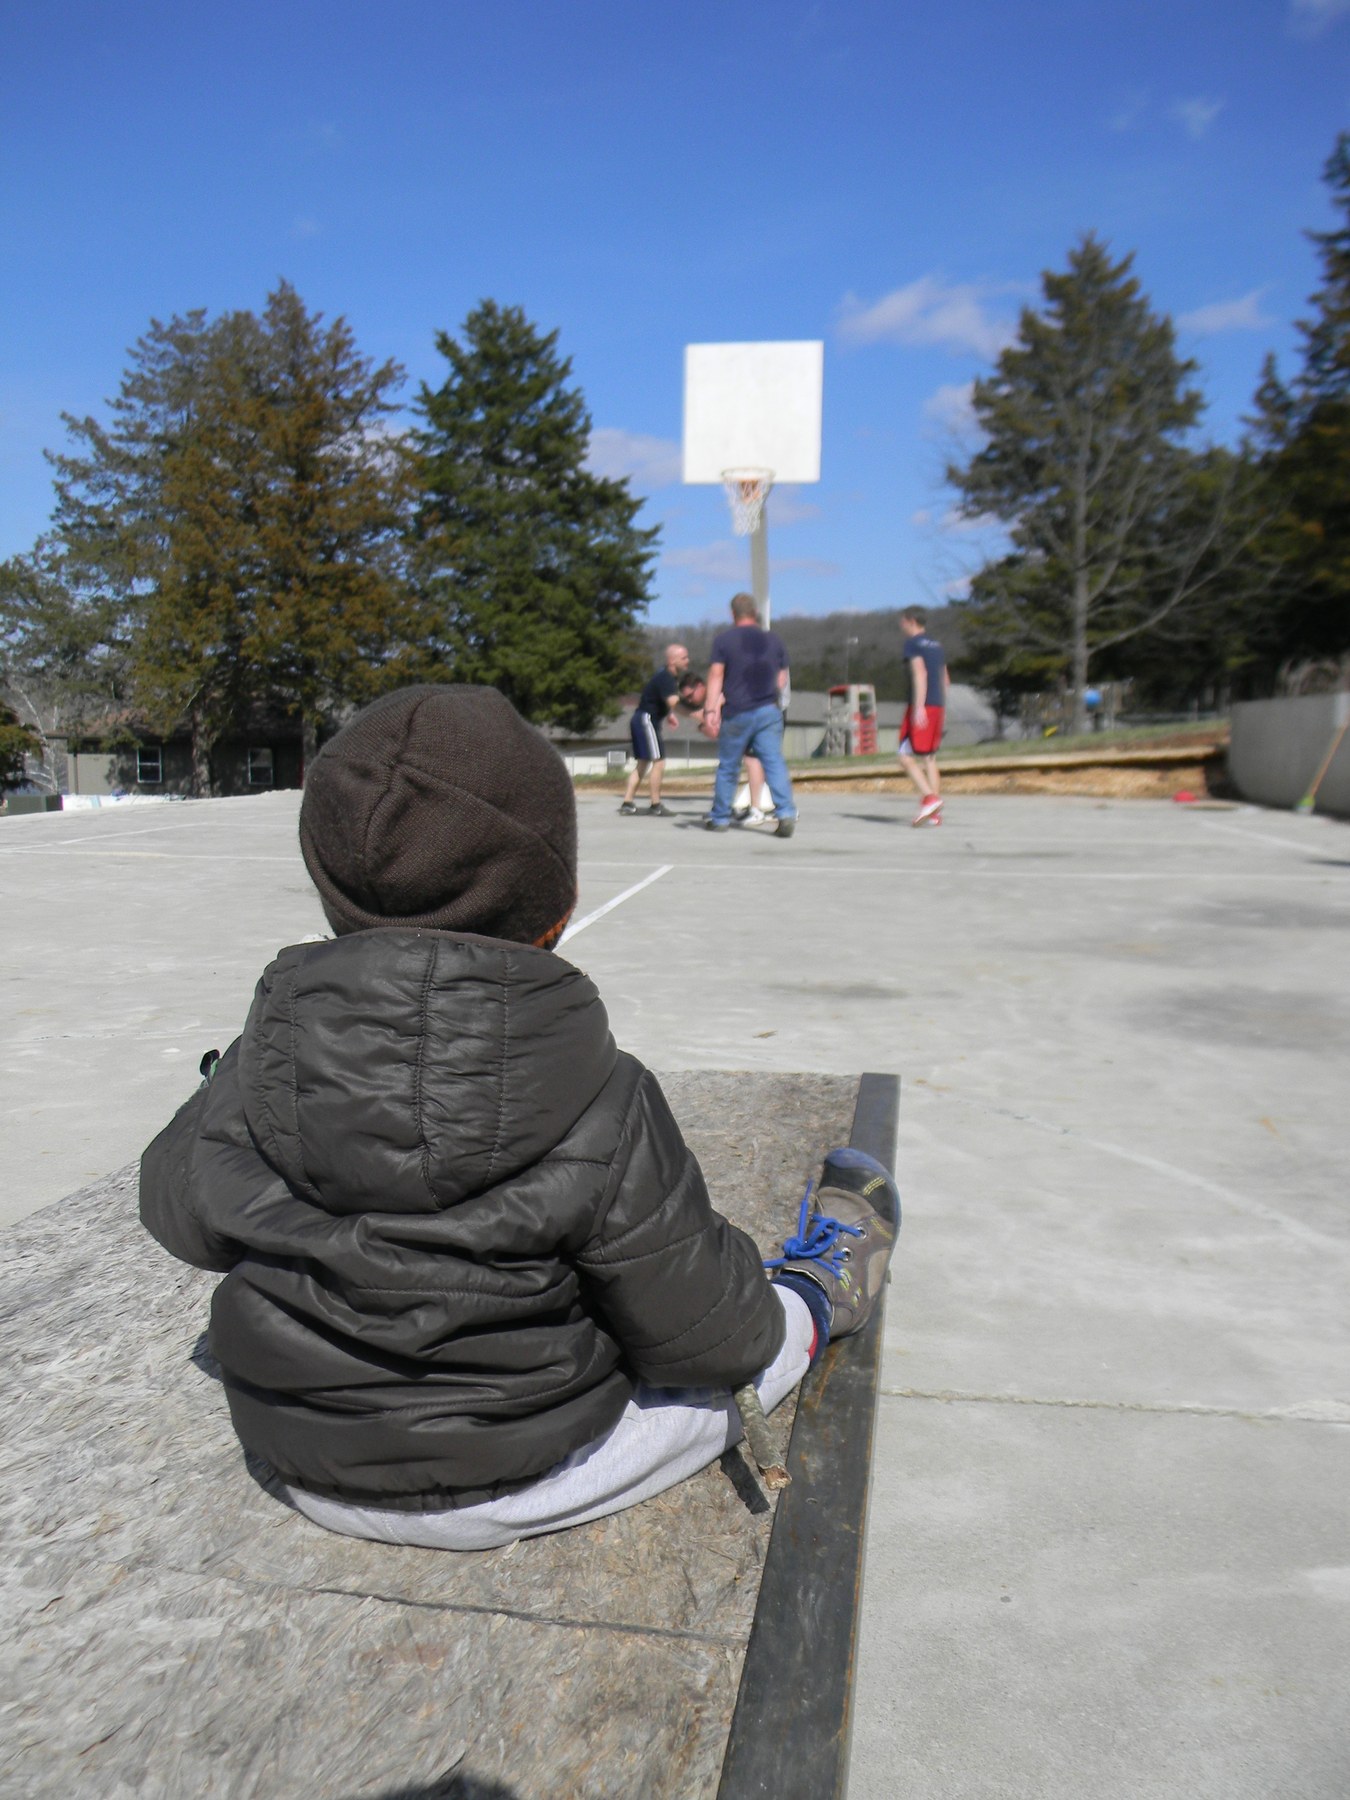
[662,540,838,596]
[922,380,978,435]
[586,427,682,489]
[938,507,1001,537]
[662,541,753,587]
[766,486,822,526]
[837,277,1015,359]
[1177,288,1274,335]
[1108,90,1149,132]
[1290,0,1350,34]
[777,555,842,578]
[1170,97,1223,139]
[911,502,1001,539]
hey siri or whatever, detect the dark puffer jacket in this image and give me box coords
[140,929,784,1508]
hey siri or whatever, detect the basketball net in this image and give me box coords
[722,467,773,537]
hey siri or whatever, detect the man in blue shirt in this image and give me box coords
[702,593,797,838]
[620,643,689,816]
[898,606,950,826]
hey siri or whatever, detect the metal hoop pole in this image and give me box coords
[750,506,770,629]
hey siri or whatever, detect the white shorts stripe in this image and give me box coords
[637,714,661,761]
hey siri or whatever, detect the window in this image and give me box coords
[247,746,275,787]
[137,745,163,784]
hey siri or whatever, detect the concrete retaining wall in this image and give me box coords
[1229,693,1350,815]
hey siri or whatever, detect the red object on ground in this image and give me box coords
[1173,790,1196,804]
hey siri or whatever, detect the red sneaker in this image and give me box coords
[913,795,942,826]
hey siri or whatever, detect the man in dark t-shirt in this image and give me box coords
[898,606,950,826]
[620,643,689,815]
[702,594,797,838]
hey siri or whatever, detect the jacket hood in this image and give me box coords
[236,930,616,1214]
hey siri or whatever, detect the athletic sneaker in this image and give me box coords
[774,817,796,839]
[618,802,638,815]
[703,816,731,832]
[765,1148,901,1339]
[746,807,767,825]
[913,795,942,825]
[648,802,672,817]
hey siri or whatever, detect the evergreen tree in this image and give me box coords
[0,539,130,791]
[49,309,219,605]
[224,284,422,771]
[45,287,418,791]
[949,236,1257,729]
[0,701,40,792]
[127,311,267,791]
[410,301,658,731]
[1250,132,1350,664]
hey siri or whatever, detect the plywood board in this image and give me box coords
[1,1072,857,1800]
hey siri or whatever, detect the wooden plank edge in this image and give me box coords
[616,742,1226,795]
[716,1071,901,1799]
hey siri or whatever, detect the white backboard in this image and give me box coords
[682,340,823,484]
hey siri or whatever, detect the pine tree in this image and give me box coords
[230,284,423,771]
[45,288,419,791]
[0,701,40,792]
[48,307,265,789]
[410,301,658,732]
[1251,132,1350,663]
[949,236,1257,729]
[0,539,130,791]
[130,311,268,792]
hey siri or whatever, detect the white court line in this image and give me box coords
[1,850,1340,884]
[1191,814,1344,856]
[0,820,205,853]
[909,1084,1350,1256]
[582,841,1242,858]
[581,864,1344,882]
[0,848,299,864]
[559,865,673,945]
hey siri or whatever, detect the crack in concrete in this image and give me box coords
[881,1386,1350,1425]
[907,1084,1350,1255]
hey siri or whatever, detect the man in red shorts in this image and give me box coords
[898,606,950,826]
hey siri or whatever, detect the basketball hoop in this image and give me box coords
[722,467,774,536]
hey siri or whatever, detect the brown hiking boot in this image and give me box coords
[765,1148,900,1338]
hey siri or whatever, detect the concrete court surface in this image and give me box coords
[2,787,1348,1797]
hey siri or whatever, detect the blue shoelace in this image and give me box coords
[763,1180,865,1276]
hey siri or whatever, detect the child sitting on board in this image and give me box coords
[140,685,899,1548]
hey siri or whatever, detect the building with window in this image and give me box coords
[25,719,304,800]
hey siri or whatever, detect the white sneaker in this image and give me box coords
[747,807,767,825]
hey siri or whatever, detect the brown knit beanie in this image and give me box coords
[299,685,577,948]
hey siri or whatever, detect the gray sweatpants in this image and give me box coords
[281,1286,813,1550]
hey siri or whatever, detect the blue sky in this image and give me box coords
[2,0,1347,626]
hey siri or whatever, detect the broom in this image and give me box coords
[1295,715,1350,815]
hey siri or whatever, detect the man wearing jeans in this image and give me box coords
[702,593,797,839]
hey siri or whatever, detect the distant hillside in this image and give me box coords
[643,605,967,703]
